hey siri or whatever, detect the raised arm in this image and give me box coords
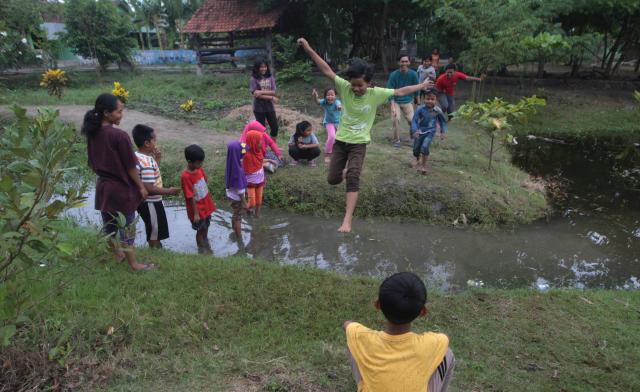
[394,79,432,97]
[312,89,322,104]
[297,38,336,81]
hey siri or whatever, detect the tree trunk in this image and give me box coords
[635,57,640,73]
[603,17,628,78]
[138,31,145,50]
[146,27,152,49]
[379,1,389,74]
[155,22,164,52]
[601,31,608,69]
[537,56,545,79]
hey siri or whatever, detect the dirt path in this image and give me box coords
[0,105,236,146]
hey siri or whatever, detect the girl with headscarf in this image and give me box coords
[243,130,266,217]
[226,140,249,239]
[240,120,283,170]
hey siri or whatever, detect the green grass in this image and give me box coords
[513,89,640,139]
[3,70,552,226]
[5,225,640,391]
[153,117,549,227]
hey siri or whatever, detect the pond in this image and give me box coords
[68,133,639,290]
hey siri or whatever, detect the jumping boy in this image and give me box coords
[344,272,455,392]
[411,89,447,174]
[181,144,216,253]
[298,37,432,232]
[132,124,181,248]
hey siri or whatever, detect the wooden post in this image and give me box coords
[229,32,237,68]
[192,34,203,76]
[265,29,274,71]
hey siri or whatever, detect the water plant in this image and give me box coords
[39,69,67,99]
[457,96,546,169]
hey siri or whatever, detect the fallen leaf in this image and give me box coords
[579,296,594,305]
[106,326,114,335]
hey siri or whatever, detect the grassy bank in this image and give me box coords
[3,70,550,225]
[4,226,639,391]
[511,89,639,139]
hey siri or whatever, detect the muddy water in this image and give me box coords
[68,176,639,290]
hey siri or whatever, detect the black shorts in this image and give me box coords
[137,201,169,242]
[191,215,211,231]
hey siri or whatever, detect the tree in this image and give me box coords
[0,0,42,71]
[64,0,136,72]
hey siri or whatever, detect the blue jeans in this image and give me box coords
[413,132,435,158]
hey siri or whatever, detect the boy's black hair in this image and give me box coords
[252,58,271,79]
[378,272,427,324]
[397,53,410,62]
[445,64,456,71]
[184,144,205,162]
[132,124,155,148]
[420,88,438,98]
[422,56,431,63]
[346,58,374,82]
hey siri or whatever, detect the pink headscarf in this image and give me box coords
[240,120,266,142]
[239,120,282,158]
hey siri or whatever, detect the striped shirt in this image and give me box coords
[135,151,163,202]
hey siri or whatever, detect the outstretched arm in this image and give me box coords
[297,38,336,81]
[394,79,432,97]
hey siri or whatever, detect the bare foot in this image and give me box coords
[411,160,419,168]
[115,251,125,263]
[337,223,352,233]
[324,156,331,164]
[131,263,156,272]
[420,166,428,175]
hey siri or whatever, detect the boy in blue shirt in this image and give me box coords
[411,88,447,174]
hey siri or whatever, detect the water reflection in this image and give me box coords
[67,187,639,290]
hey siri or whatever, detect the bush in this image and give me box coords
[0,106,99,347]
[273,35,312,83]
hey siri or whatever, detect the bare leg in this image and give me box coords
[108,237,125,262]
[232,216,242,238]
[148,239,162,248]
[420,154,429,174]
[122,244,151,271]
[338,191,358,232]
[254,204,261,218]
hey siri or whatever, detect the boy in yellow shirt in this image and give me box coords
[344,272,455,392]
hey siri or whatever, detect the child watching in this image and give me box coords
[298,37,431,232]
[181,144,216,253]
[243,131,266,217]
[411,89,447,174]
[312,87,342,164]
[82,93,153,272]
[240,120,283,170]
[417,57,437,84]
[250,59,280,138]
[225,140,249,240]
[288,120,321,166]
[132,124,181,248]
[344,272,455,392]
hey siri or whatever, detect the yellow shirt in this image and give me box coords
[346,322,449,392]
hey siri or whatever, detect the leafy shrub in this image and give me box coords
[0,106,99,347]
[273,35,312,83]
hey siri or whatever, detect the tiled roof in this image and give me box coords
[183,0,283,33]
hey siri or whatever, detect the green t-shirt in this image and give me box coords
[334,76,395,144]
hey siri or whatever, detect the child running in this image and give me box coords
[297,37,432,232]
[411,89,447,174]
[181,144,216,253]
[312,87,342,163]
[243,131,266,218]
[417,57,437,84]
[288,120,321,166]
[344,272,455,392]
[225,140,249,240]
[132,124,181,248]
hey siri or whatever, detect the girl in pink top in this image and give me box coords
[240,120,283,170]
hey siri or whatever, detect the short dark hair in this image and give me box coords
[185,144,205,162]
[345,58,374,82]
[445,64,456,71]
[132,124,155,148]
[397,53,410,62]
[378,272,427,324]
[420,88,438,98]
